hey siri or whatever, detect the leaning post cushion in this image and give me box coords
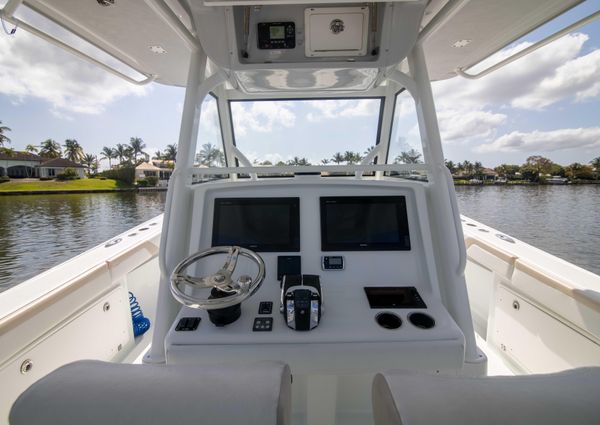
[10,360,291,425]
[372,368,600,425]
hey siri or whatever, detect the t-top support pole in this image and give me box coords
[145,48,227,363]
[407,43,481,366]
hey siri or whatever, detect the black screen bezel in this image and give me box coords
[320,196,411,251]
[212,197,300,252]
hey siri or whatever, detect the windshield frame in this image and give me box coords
[225,95,388,167]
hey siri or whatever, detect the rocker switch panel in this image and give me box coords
[175,317,201,331]
[253,317,273,332]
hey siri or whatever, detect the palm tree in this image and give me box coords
[25,144,38,154]
[344,151,362,164]
[39,139,62,158]
[82,154,96,174]
[63,139,84,163]
[124,146,135,164]
[163,144,178,161]
[461,160,474,176]
[129,137,147,164]
[0,121,11,147]
[321,159,330,165]
[91,157,100,175]
[394,149,422,164]
[331,152,345,164]
[197,143,223,166]
[101,146,116,168]
[473,161,484,179]
[114,144,128,165]
[287,157,310,166]
[154,150,163,160]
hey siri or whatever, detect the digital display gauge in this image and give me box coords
[258,22,296,49]
[322,256,344,270]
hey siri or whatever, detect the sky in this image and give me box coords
[0,2,599,169]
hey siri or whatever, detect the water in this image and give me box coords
[455,185,600,276]
[0,192,166,292]
[0,186,598,292]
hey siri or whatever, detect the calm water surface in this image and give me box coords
[0,186,598,292]
[455,185,600,276]
[0,192,166,292]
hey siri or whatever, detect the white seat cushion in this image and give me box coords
[10,360,291,425]
[372,368,600,425]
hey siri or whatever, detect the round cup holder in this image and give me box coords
[408,312,435,329]
[375,312,402,330]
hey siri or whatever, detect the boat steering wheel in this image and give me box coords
[170,246,265,310]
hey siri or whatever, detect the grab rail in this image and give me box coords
[356,144,386,179]
[231,145,258,180]
[444,167,466,275]
[187,163,431,179]
[457,9,600,80]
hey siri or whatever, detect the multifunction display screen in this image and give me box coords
[320,196,411,251]
[212,198,300,252]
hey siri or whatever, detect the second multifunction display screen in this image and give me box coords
[211,195,411,253]
[320,196,411,251]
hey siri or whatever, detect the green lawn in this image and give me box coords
[0,178,133,192]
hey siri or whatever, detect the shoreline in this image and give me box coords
[454,181,600,186]
[0,180,597,195]
[0,188,138,196]
[0,187,169,196]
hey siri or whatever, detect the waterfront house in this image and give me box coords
[0,151,43,178]
[38,158,86,178]
[482,168,498,181]
[0,151,85,178]
[135,161,173,186]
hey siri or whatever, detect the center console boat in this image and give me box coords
[1,0,599,424]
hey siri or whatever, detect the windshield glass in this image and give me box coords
[230,98,382,166]
[196,95,226,167]
[387,90,424,165]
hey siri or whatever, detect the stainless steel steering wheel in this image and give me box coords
[170,246,265,310]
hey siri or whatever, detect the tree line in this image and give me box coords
[2,120,598,180]
[250,147,424,166]
[0,121,182,174]
[446,155,600,181]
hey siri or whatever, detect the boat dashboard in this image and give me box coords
[166,178,465,373]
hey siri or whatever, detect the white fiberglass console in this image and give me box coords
[166,178,465,374]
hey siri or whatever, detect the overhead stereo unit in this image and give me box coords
[304,7,370,57]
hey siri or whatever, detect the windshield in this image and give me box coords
[387,90,424,165]
[230,98,382,166]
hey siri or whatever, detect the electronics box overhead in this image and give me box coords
[305,6,370,57]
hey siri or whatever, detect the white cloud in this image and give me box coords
[428,33,600,147]
[0,27,148,115]
[306,99,379,122]
[199,97,219,134]
[477,127,600,153]
[512,49,600,109]
[433,33,592,111]
[438,109,506,142]
[230,101,296,136]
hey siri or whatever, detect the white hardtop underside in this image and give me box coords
[13,0,584,86]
